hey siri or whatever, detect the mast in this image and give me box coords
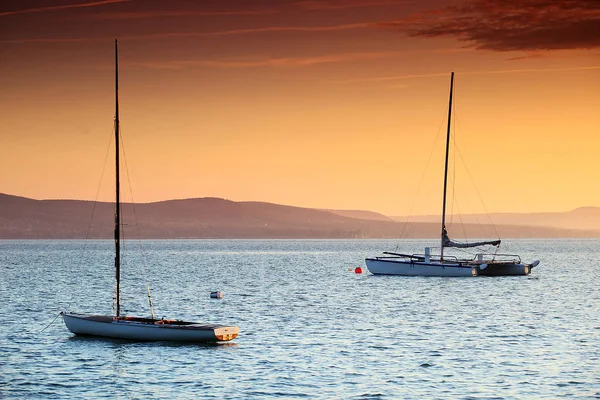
[440,72,454,261]
[114,39,121,318]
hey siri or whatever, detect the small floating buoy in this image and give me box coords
[354,267,363,274]
[210,291,223,299]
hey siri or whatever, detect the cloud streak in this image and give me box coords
[191,22,375,36]
[85,9,279,20]
[129,51,399,70]
[2,22,375,43]
[337,65,600,84]
[380,0,600,51]
[294,0,408,10]
[0,0,130,17]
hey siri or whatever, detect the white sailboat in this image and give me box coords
[61,40,239,342]
[365,72,540,277]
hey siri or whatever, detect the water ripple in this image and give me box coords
[1,239,599,398]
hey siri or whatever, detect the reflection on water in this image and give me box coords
[1,239,599,398]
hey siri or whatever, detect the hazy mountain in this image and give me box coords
[321,209,394,222]
[1,193,599,239]
[0,193,396,239]
[391,207,600,231]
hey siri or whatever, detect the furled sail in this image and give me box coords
[442,229,500,248]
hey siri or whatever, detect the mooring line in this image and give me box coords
[40,312,62,333]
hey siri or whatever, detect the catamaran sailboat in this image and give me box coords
[61,40,239,342]
[365,72,540,277]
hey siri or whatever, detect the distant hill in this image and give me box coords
[1,193,600,239]
[391,207,600,232]
[321,209,394,222]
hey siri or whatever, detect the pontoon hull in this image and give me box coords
[62,313,239,342]
[365,258,534,277]
[365,258,475,277]
[478,263,531,276]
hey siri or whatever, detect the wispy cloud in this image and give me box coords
[379,0,600,52]
[192,22,375,36]
[504,52,544,61]
[461,65,600,75]
[85,9,279,20]
[130,51,399,70]
[2,22,376,43]
[1,37,104,44]
[295,0,408,10]
[338,72,449,83]
[0,0,129,17]
[387,83,409,89]
[338,65,600,84]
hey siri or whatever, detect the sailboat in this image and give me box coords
[365,72,540,277]
[61,40,239,342]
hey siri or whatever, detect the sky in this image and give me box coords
[1,0,599,215]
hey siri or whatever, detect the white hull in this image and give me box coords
[365,257,535,277]
[366,258,475,277]
[62,313,239,342]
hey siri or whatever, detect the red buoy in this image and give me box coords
[354,267,363,274]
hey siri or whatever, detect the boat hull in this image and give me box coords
[478,263,531,276]
[365,258,533,277]
[365,258,475,277]
[62,313,239,342]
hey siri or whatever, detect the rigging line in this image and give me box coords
[448,233,498,256]
[450,83,457,227]
[119,199,127,314]
[451,171,490,242]
[117,141,127,315]
[452,110,489,241]
[451,139,458,227]
[449,142,455,226]
[457,209,470,246]
[472,211,489,241]
[119,128,155,319]
[70,128,114,312]
[448,175,469,243]
[82,129,114,248]
[447,101,470,243]
[453,119,502,241]
[394,106,448,252]
[453,143,501,241]
[445,191,499,253]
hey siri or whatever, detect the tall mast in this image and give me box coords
[114,39,121,318]
[440,72,454,261]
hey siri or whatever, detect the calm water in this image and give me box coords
[1,239,599,399]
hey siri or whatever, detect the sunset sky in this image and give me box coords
[1,0,599,215]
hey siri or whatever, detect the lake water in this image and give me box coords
[1,239,599,399]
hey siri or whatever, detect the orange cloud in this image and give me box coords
[379,0,600,51]
[130,51,399,70]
